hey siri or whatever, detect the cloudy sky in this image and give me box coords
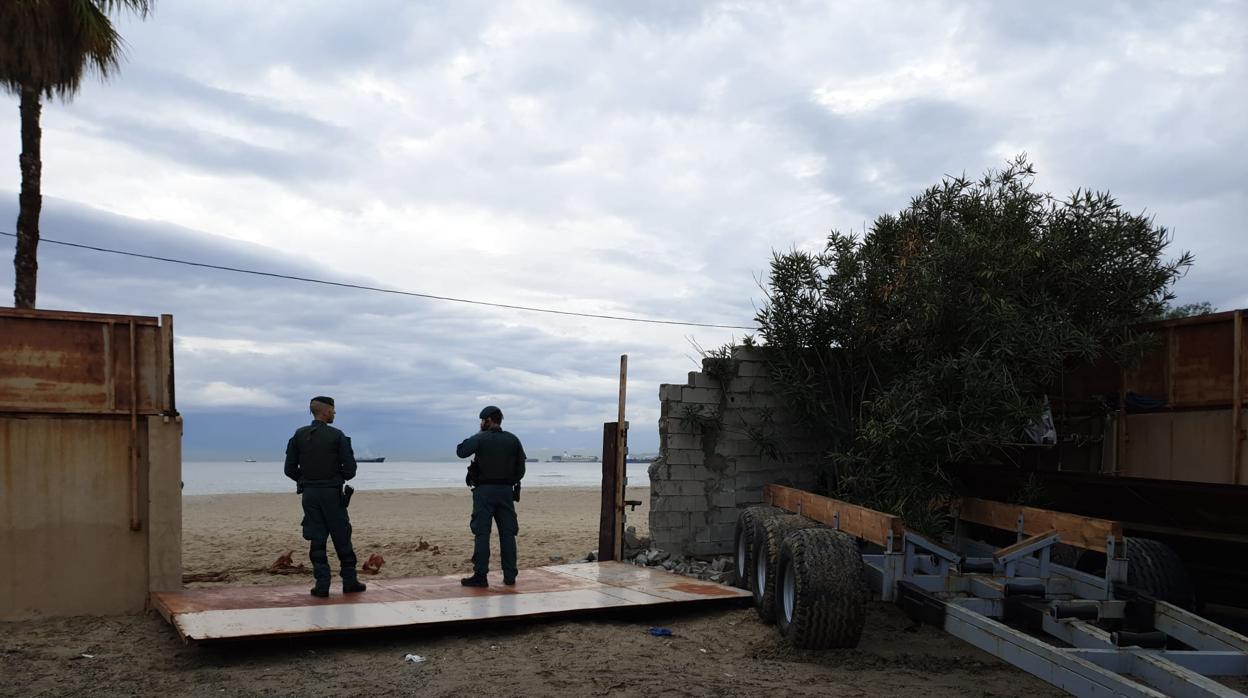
[2,0,1245,460]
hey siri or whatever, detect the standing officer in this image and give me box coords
[456,405,527,587]
[284,396,367,597]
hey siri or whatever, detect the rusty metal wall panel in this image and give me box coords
[0,308,171,415]
[0,415,150,619]
[1062,310,1248,410]
[1170,320,1235,405]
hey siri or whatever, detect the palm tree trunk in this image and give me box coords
[14,85,43,309]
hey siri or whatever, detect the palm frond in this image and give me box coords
[0,0,153,100]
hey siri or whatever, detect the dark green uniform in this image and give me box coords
[457,428,526,578]
[284,419,359,592]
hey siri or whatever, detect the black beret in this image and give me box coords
[311,396,335,406]
[479,405,502,420]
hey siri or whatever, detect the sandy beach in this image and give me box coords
[0,486,1071,697]
[181,486,652,585]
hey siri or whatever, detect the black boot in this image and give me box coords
[504,573,516,586]
[342,569,367,594]
[310,540,331,597]
[460,573,488,587]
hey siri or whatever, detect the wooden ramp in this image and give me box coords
[151,562,749,643]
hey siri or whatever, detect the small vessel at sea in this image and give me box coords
[243,457,257,463]
[550,452,599,463]
[356,456,385,463]
[525,458,538,463]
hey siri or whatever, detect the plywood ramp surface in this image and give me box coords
[151,562,748,642]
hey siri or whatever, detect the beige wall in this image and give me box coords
[0,414,181,619]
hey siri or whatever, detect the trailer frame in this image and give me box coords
[761,484,1248,697]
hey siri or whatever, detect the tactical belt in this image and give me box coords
[477,478,514,485]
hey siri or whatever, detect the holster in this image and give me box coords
[342,484,355,508]
[512,483,521,502]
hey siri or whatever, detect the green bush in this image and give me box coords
[756,156,1191,532]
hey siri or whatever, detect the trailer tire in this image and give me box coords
[734,505,786,590]
[1076,537,1196,609]
[775,528,866,649]
[752,514,822,624]
[1122,538,1196,609]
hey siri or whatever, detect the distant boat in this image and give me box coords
[525,458,538,463]
[550,452,599,463]
[625,455,658,464]
[356,456,385,463]
[243,458,257,463]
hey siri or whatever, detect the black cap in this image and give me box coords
[479,405,502,420]
[311,395,335,406]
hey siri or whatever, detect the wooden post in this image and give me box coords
[598,422,621,560]
[614,355,628,561]
[1233,310,1243,485]
[597,355,630,561]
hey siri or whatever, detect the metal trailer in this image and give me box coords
[745,484,1248,698]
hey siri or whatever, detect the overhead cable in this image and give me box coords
[0,231,755,330]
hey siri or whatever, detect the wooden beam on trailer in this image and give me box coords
[763,484,905,549]
[955,497,1123,554]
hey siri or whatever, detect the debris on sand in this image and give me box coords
[267,551,308,575]
[363,553,386,574]
[626,548,736,585]
[182,571,234,583]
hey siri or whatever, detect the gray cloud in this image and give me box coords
[1,0,1243,458]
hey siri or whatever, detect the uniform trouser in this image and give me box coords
[301,486,358,589]
[470,484,519,577]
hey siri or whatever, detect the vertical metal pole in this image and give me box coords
[103,323,115,411]
[1233,310,1243,485]
[613,354,628,562]
[128,319,142,531]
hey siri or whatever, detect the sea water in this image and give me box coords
[181,460,651,495]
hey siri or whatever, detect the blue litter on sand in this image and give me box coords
[648,627,673,637]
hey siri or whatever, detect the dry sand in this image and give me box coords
[0,486,1073,697]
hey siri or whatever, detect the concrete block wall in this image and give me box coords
[648,347,826,557]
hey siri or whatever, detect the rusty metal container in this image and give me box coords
[0,308,181,620]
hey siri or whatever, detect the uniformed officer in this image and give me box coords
[283,396,367,597]
[456,405,527,587]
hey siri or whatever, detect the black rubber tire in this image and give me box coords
[775,528,867,649]
[733,505,786,590]
[1076,537,1196,609]
[752,514,822,623]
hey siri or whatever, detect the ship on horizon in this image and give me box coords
[549,452,599,463]
[356,456,385,463]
